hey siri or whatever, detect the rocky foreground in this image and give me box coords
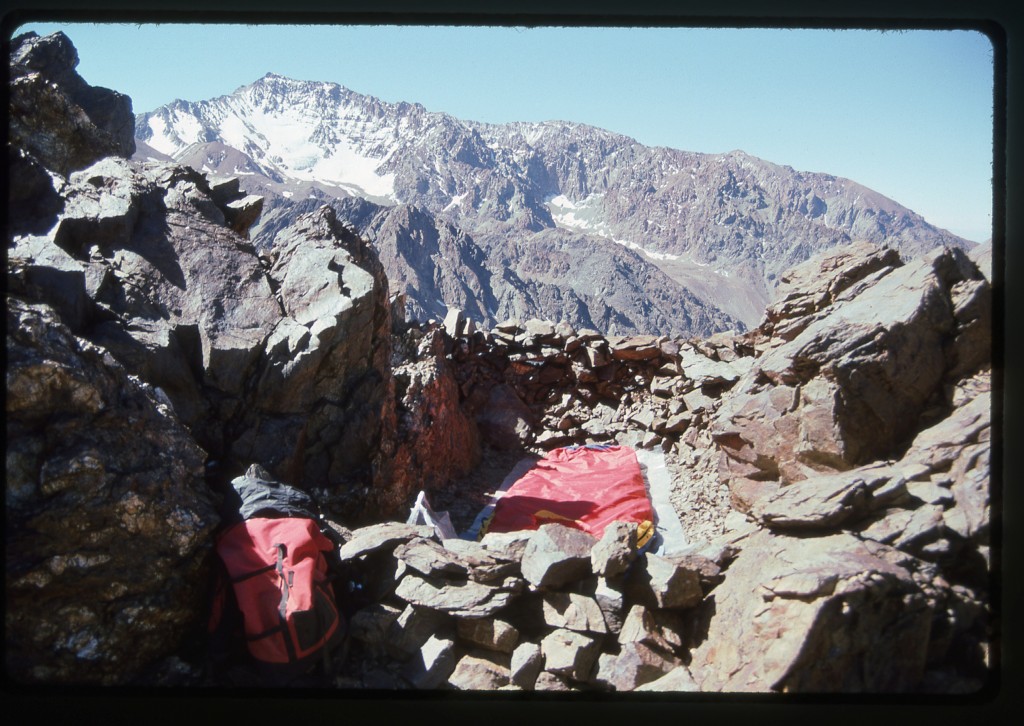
[5,31,994,693]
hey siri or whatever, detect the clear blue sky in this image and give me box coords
[15,22,995,242]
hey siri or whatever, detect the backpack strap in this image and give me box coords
[274,543,290,620]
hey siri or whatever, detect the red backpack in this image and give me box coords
[210,465,345,684]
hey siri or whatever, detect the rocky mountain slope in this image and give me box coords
[7,32,992,695]
[134,73,972,333]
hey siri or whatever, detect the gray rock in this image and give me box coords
[402,635,456,689]
[751,464,909,531]
[456,617,520,653]
[447,652,512,690]
[478,530,533,562]
[395,572,523,618]
[5,299,218,685]
[520,524,598,589]
[688,530,934,692]
[594,641,681,691]
[682,388,716,415]
[9,31,135,175]
[338,522,436,561]
[7,234,91,333]
[223,194,264,237]
[430,538,521,583]
[510,642,544,690]
[636,553,704,610]
[650,375,678,398]
[6,145,65,237]
[594,577,627,635]
[719,246,990,483]
[618,605,683,655]
[524,317,556,340]
[679,348,742,386]
[394,537,475,579]
[443,306,465,338]
[476,383,535,450]
[590,520,638,579]
[609,337,662,362]
[634,665,701,692]
[540,628,603,682]
[348,603,404,656]
[541,592,608,634]
[387,605,454,660]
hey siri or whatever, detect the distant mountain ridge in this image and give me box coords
[135,73,972,335]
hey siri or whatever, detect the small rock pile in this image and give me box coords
[329,520,728,692]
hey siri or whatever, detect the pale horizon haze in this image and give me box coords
[14,21,997,243]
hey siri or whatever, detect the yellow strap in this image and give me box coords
[636,520,654,549]
[534,509,578,524]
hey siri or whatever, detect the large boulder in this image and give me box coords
[231,204,395,516]
[685,242,993,694]
[688,530,934,692]
[714,244,990,491]
[5,299,219,685]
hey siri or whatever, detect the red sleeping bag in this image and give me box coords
[484,444,654,540]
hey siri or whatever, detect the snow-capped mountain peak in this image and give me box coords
[135,73,973,335]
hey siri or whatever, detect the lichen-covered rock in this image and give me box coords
[5,299,219,685]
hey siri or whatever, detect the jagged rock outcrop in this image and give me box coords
[680,242,992,693]
[8,31,134,176]
[8,154,401,519]
[5,299,219,685]
[7,31,413,520]
[713,241,990,500]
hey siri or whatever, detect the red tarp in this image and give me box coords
[485,444,654,539]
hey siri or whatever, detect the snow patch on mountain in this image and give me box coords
[443,192,470,212]
[546,193,609,233]
[547,194,684,263]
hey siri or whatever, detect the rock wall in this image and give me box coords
[321,520,721,692]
